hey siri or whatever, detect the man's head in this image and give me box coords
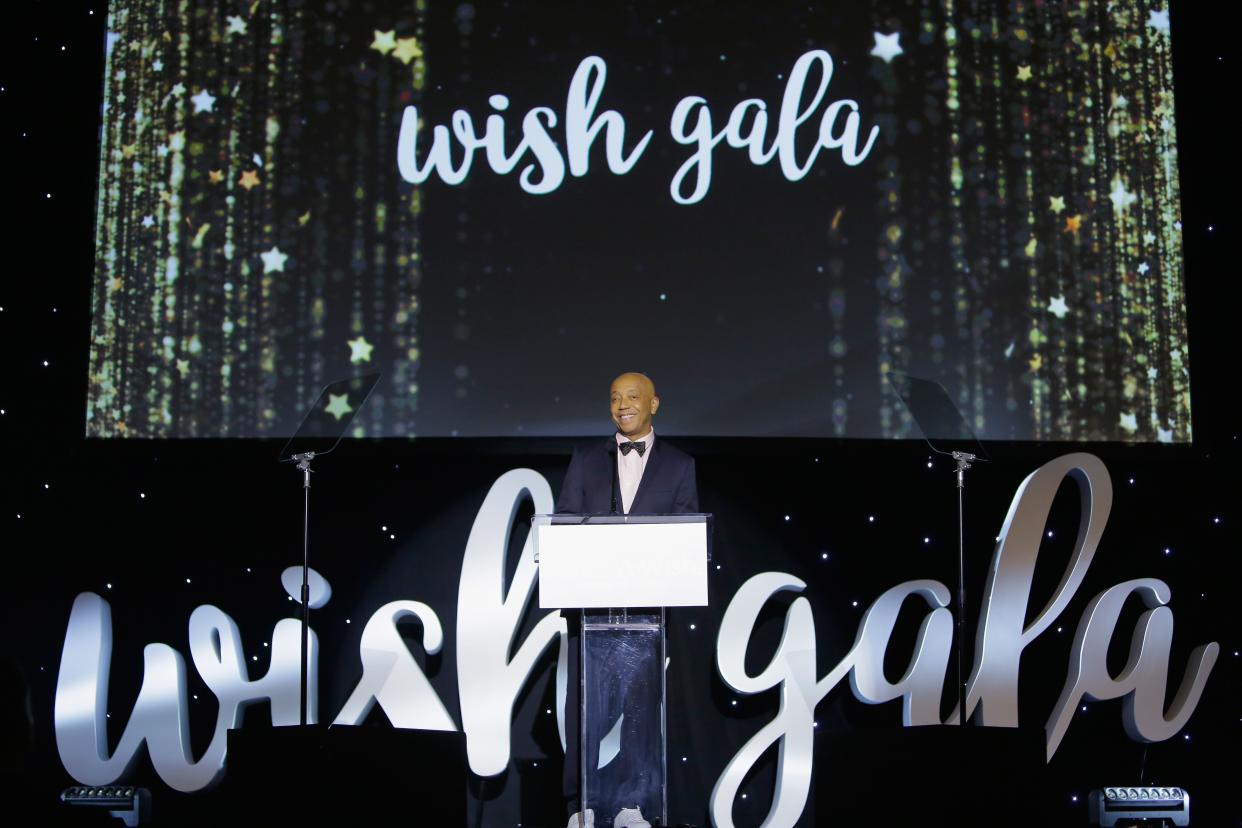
[610,372,659,439]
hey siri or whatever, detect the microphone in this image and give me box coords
[609,440,619,514]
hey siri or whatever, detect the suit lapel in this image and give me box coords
[628,438,663,514]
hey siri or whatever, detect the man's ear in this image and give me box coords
[650,395,660,415]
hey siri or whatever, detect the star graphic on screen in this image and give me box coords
[1028,354,1042,372]
[1143,231,1157,245]
[152,58,163,72]
[371,29,397,55]
[239,170,261,190]
[393,36,424,64]
[348,336,375,364]
[298,210,311,226]
[1049,196,1065,214]
[121,143,137,159]
[1147,9,1170,35]
[225,15,247,36]
[169,131,185,151]
[176,359,190,378]
[142,215,155,228]
[1137,262,1150,275]
[191,89,216,114]
[324,393,353,421]
[170,82,186,96]
[1109,178,1137,211]
[870,32,903,63]
[208,169,224,184]
[1047,296,1069,319]
[1157,426,1174,443]
[1016,65,1032,81]
[1024,237,1038,258]
[260,246,288,273]
[1064,214,1082,234]
[1119,412,1138,432]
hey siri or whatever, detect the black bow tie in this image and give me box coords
[619,440,647,457]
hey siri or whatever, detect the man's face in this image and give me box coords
[610,373,659,438]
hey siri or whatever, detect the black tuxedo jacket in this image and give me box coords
[555,436,699,515]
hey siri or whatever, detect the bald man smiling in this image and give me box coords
[555,372,699,516]
[555,373,700,828]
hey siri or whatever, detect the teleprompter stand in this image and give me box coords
[887,371,988,726]
[276,372,380,726]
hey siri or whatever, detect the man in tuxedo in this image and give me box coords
[555,372,698,516]
[556,372,699,828]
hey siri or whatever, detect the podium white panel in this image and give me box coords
[536,522,708,608]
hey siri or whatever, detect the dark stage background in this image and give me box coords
[1,2,1239,827]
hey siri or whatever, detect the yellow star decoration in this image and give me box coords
[239,169,261,190]
[110,277,123,292]
[347,335,375,364]
[1023,237,1038,258]
[191,223,211,249]
[208,169,224,184]
[370,30,397,55]
[393,36,424,65]
[324,393,353,421]
[1029,354,1043,372]
[121,143,138,159]
[1049,196,1065,214]
[298,210,312,226]
[1064,214,1082,234]
[1016,65,1033,81]
[176,359,191,378]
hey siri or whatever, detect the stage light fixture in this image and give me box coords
[1088,786,1188,827]
[60,785,151,826]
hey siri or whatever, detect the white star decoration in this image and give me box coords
[870,32,903,64]
[226,16,247,36]
[142,215,155,228]
[1109,178,1137,211]
[348,336,375,364]
[324,393,353,421]
[191,89,216,114]
[260,246,288,273]
[1137,262,1150,275]
[1147,9,1170,35]
[1047,296,1069,319]
[1119,413,1138,433]
[1157,427,1174,443]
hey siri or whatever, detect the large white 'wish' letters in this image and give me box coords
[455,469,568,776]
[54,455,1217,825]
[55,593,315,792]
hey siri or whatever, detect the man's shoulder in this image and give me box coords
[654,437,694,465]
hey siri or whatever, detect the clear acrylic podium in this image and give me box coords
[533,514,711,828]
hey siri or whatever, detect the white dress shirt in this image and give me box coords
[615,429,654,514]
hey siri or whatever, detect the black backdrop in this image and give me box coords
[2,2,1239,827]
